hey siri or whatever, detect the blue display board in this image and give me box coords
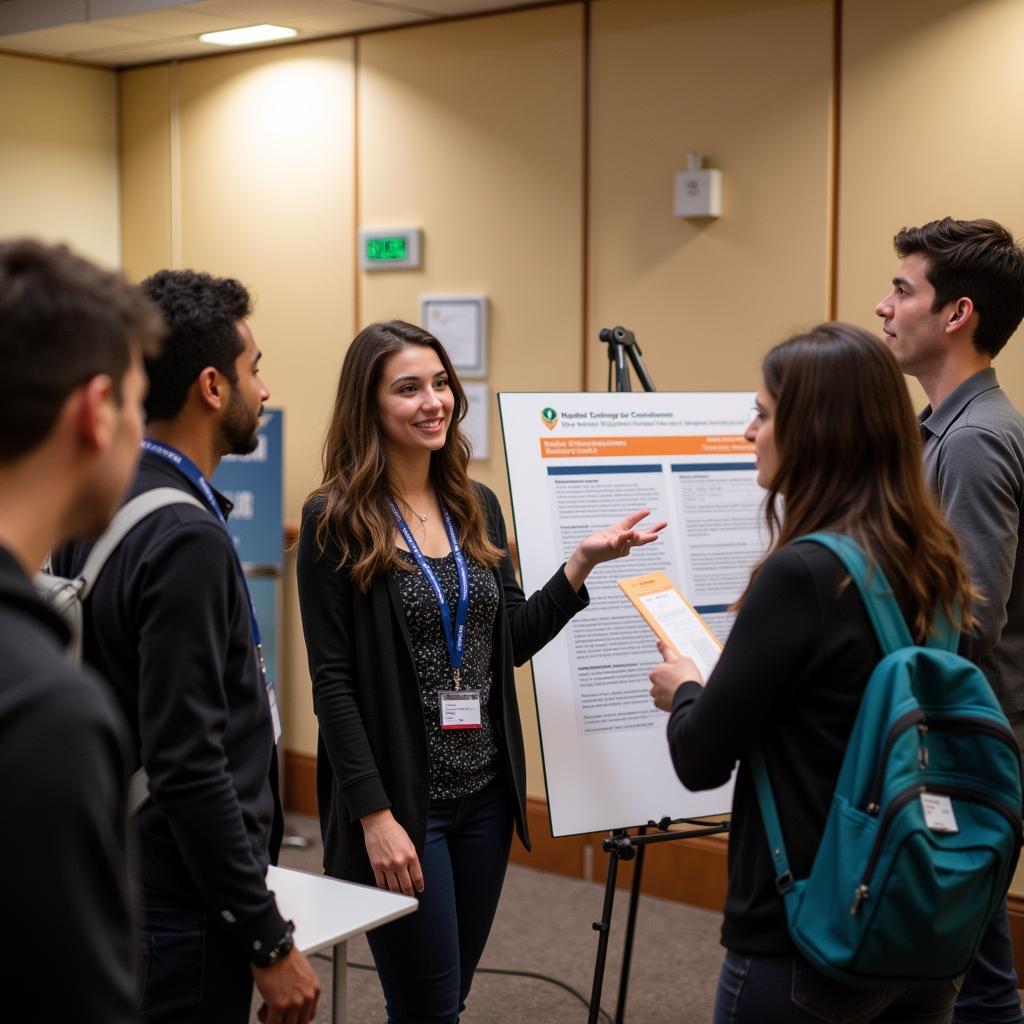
[212,409,284,700]
[212,408,284,571]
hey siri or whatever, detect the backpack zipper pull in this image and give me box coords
[918,722,929,769]
[849,883,870,915]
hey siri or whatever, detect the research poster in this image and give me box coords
[499,392,767,836]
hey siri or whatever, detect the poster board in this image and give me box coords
[498,392,767,836]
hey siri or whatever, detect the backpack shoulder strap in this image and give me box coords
[78,487,205,599]
[795,532,913,655]
[748,741,797,898]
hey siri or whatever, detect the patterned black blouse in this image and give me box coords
[391,548,500,800]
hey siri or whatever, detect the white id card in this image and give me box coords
[439,690,482,730]
[921,792,959,833]
[267,683,282,744]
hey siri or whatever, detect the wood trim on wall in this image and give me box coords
[1007,891,1024,983]
[282,774,729,911]
[284,776,1024,979]
[509,797,728,912]
[283,749,318,817]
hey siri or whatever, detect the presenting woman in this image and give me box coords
[297,320,662,1023]
[648,323,974,1023]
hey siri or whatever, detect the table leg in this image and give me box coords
[332,939,348,1024]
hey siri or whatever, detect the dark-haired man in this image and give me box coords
[876,217,1024,1024]
[55,269,320,1024]
[0,238,162,1022]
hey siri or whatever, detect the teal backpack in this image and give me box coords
[748,532,1024,987]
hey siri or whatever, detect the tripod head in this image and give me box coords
[599,325,639,352]
[598,325,656,392]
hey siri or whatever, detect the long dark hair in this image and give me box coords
[308,320,502,590]
[744,322,974,640]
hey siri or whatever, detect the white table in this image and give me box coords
[266,865,418,1023]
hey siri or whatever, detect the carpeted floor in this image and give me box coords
[256,814,725,1023]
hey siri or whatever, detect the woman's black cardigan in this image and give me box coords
[296,482,589,885]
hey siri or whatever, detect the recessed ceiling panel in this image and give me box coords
[0,0,548,66]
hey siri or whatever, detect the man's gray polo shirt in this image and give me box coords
[920,366,1024,748]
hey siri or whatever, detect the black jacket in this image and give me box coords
[668,542,894,955]
[54,451,287,957]
[296,482,588,884]
[0,545,136,1022]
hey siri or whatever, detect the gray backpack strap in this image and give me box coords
[58,487,203,815]
[127,767,150,817]
[78,487,204,599]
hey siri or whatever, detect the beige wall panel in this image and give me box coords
[840,0,1024,893]
[0,53,120,266]
[174,38,356,756]
[837,0,1024,409]
[358,4,585,503]
[359,7,585,797]
[589,0,833,392]
[120,64,173,280]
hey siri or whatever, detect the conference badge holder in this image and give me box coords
[439,689,482,729]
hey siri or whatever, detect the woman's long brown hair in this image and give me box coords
[742,322,975,640]
[308,320,502,590]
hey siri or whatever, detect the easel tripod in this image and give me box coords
[586,326,730,1023]
[587,816,729,1024]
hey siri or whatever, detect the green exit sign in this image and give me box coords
[359,228,422,270]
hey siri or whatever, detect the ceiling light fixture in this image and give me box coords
[199,24,297,47]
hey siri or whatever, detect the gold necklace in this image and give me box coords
[399,496,429,524]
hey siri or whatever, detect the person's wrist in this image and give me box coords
[567,548,592,578]
[251,920,295,968]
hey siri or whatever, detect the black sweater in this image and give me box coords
[668,541,891,954]
[296,482,588,885]
[54,452,287,958]
[0,545,136,1022]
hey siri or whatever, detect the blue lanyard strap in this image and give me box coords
[389,498,470,686]
[140,440,266,679]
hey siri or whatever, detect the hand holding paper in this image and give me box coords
[617,571,723,711]
[649,640,703,711]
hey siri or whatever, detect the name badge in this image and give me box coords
[920,792,959,833]
[440,690,482,730]
[267,683,282,744]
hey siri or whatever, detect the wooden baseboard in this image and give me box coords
[509,796,728,912]
[283,749,318,817]
[283,766,1024,979]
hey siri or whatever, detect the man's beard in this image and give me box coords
[221,388,261,456]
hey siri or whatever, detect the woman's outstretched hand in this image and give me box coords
[649,639,705,711]
[563,509,667,590]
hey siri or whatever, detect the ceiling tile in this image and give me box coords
[0,1,85,36]
[89,0,199,18]
[396,0,539,13]
[0,0,545,67]
[0,21,164,56]
[72,35,240,63]
[95,8,241,34]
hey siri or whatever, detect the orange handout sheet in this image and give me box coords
[618,571,723,680]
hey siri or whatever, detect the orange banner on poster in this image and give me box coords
[539,435,753,458]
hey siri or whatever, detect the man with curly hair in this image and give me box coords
[55,269,320,1024]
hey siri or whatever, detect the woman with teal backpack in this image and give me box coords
[648,323,1000,1023]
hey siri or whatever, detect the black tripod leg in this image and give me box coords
[615,831,645,1023]
[589,836,623,1024]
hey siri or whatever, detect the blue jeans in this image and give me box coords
[366,776,514,1024]
[714,951,960,1024]
[136,892,252,1024]
[954,900,1024,1023]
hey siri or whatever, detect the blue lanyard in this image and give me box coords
[389,498,470,687]
[140,440,268,685]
